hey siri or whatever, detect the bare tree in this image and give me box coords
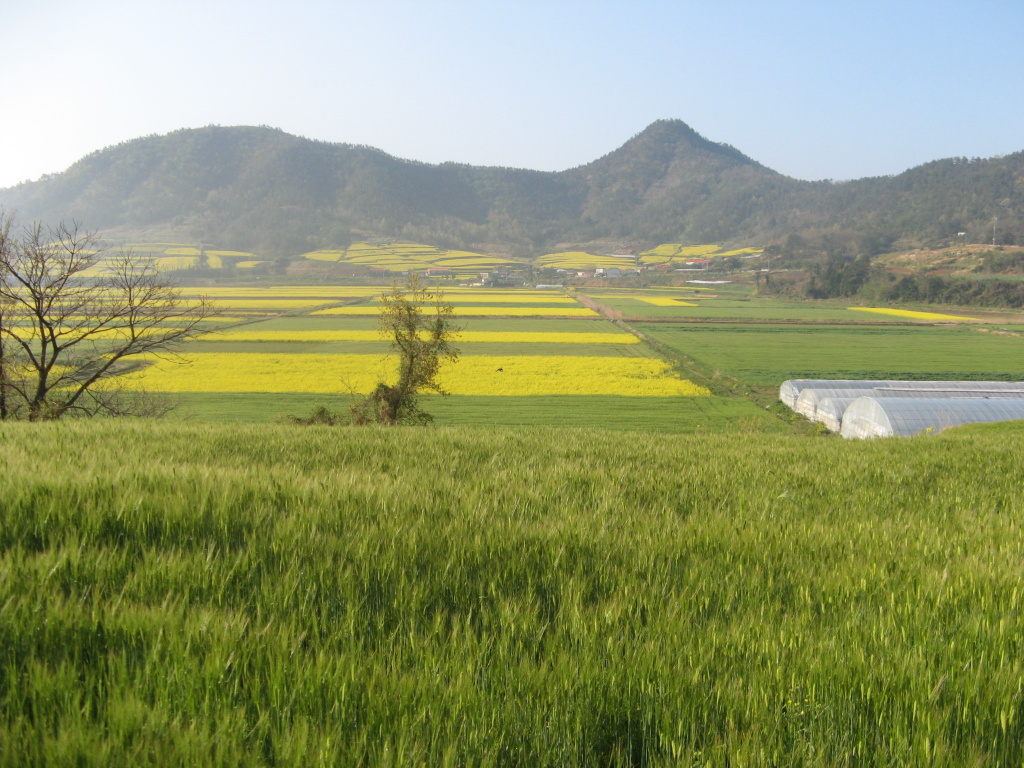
[0,214,12,420]
[351,275,460,425]
[0,213,212,420]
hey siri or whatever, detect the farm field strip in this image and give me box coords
[311,305,601,317]
[187,340,655,358]
[172,392,786,431]
[592,297,894,321]
[246,316,626,333]
[195,329,641,344]
[299,242,524,273]
[631,297,698,307]
[185,298,347,310]
[430,294,578,304]
[640,323,1024,386]
[117,352,708,396]
[179,291,379,300]
[848,306,981,322]
[536,251,635,270]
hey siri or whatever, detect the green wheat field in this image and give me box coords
[2,420,1024,767]
[4,283,1024,766]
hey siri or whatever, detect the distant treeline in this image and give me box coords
[800,252,1024,307]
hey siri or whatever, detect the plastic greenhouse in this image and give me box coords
[779,380,895,409]
[779,379,1024,409]
[795,385,1024,426]
[794,387,929,419]
[814,397,863,433]
[840,397,1024,439]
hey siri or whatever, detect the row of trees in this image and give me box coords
[792,249,1024,308]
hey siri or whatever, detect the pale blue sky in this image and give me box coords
[2,0,1021,188]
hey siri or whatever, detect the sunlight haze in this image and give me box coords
[1,0,1021,188]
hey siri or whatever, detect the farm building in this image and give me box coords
[840,397,1024,439]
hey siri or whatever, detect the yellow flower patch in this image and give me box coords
[195,299,344,310]
[848,307,980,322]
[441,294,577,304]
[537,252,634,270]
[180,286,384,297]
[633,297,698,307]
[155,256,199,271]
[312,306,600,317]
[114,353,708,396]
[197,330,640,344]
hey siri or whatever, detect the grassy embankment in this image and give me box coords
[2,420,1024,766]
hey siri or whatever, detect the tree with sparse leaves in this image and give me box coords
[351,276,460,425]
[0,213,212,421]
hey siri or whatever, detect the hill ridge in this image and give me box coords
[0,121,1020,256]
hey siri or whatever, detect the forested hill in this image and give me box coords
[0,120,1021,256]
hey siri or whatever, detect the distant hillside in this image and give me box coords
[0,120,1021,257]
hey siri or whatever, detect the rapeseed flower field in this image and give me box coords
[848,307,980,322]
[299,242,524,273]
[632,297,698,307]
[312,306,600,317]
[197,330,640,344]
[116,353,708,396]
[537,251,634,270]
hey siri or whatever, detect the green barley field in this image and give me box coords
[2,420,1024,766]
[5,284,1024,765]
[639,323,1024,387]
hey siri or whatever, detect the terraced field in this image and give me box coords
[537,244,762,270]
[300,242,523,275]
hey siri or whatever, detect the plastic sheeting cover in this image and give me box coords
[815,397,863,432]
[780,379,1024,409]
[840,397,1024,439]
[795,385,1024,422]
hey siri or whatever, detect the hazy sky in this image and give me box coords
[2,0,1021,188]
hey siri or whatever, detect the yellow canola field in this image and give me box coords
[848,307,980,322]
[640,244,721,258]
[180,287,385,297]
[440,294,577,304]
[579,294,698,307]
[196,330,640,344]
[13,327,184,341]
[156,256,199,271]
[116,353,707,396]
[634,297,698,307]
[537,252,634,270]
[313,306,600,317]
[186,299,344,310]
